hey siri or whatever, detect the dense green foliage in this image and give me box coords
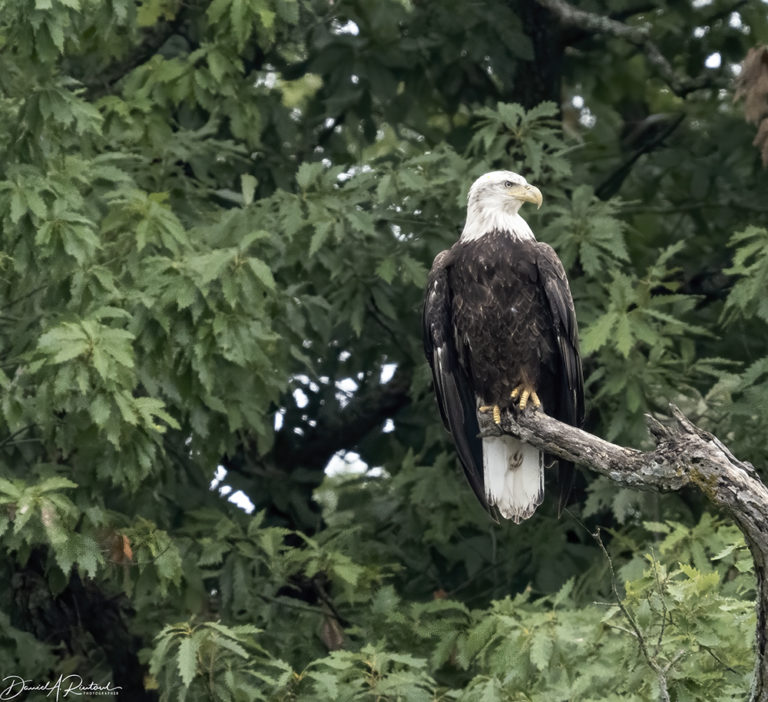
[1,0,768,699]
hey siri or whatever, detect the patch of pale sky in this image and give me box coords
[325,450,388,478]
[336,377,358,407]
[294,387,309,408]
[253,71,277,90]
[579,107,596,129]
[380,363,396,383]
[332,19,359,35]
[337,163,372,182]
[210,466,256,513]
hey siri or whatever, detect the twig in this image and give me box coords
[664,649,687,675]
[702,644,741,675]
[596,113,685,200]
[314,578,349,628]
[4,284,48,311]
[595,528,671,701]
[650,549,668,655]
[0,424,35,450]
[255,592,328,618]
[605,622,642,638]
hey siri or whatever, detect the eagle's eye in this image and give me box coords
[503,180,514,188]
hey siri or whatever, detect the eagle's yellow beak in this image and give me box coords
[509,183,543,209]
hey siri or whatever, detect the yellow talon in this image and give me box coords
[511,386,542,411]
[479,404,502,425]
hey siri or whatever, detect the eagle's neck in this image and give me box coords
[459,207,535,243]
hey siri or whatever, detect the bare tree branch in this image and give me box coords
[480,404,768,701]
[594,528,674,702]
[537,0,720,97]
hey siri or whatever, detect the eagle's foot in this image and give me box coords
[510,385,541,411]
[478,404,502,425]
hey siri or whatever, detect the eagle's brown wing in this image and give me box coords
[422,250,492,516]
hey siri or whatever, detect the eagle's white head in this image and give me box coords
[460,170,543,243]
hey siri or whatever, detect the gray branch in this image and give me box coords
[480,405,768,701]
[537,0,718,96]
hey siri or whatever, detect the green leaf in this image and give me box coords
[90,394,112,426]
[332,559,363,587]
[552,578,574,608]
[91,346,109,379]
[376,257,396,283]
[247,257,276,289]
[36,477,77,493]
[207,0,229,23]
[52,534,102,577]
[581,311,618,354]
[241,174,257,206]
[38,324,90,363]
[309,221,332,257]
[297,162,323,190]
[211,634,249,659]
[400,255,427,287]
[529,629,554,671]
[13,496,35,534]
[0,478,22,499]
[114,391,138,425]
[615,314,633,357]
[177,636,199,687]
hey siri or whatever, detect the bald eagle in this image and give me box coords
[422,171,584,522]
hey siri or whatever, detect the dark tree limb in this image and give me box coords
[595,113,685,200]
[480,405,768,701]
[536,0,721,97]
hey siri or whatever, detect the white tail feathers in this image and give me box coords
[482,436,544,523]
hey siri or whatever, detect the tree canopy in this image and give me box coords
[1,0,768,699]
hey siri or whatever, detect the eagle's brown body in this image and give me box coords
[447,233,559,412]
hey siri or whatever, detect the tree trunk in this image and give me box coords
[513,0,563,109]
